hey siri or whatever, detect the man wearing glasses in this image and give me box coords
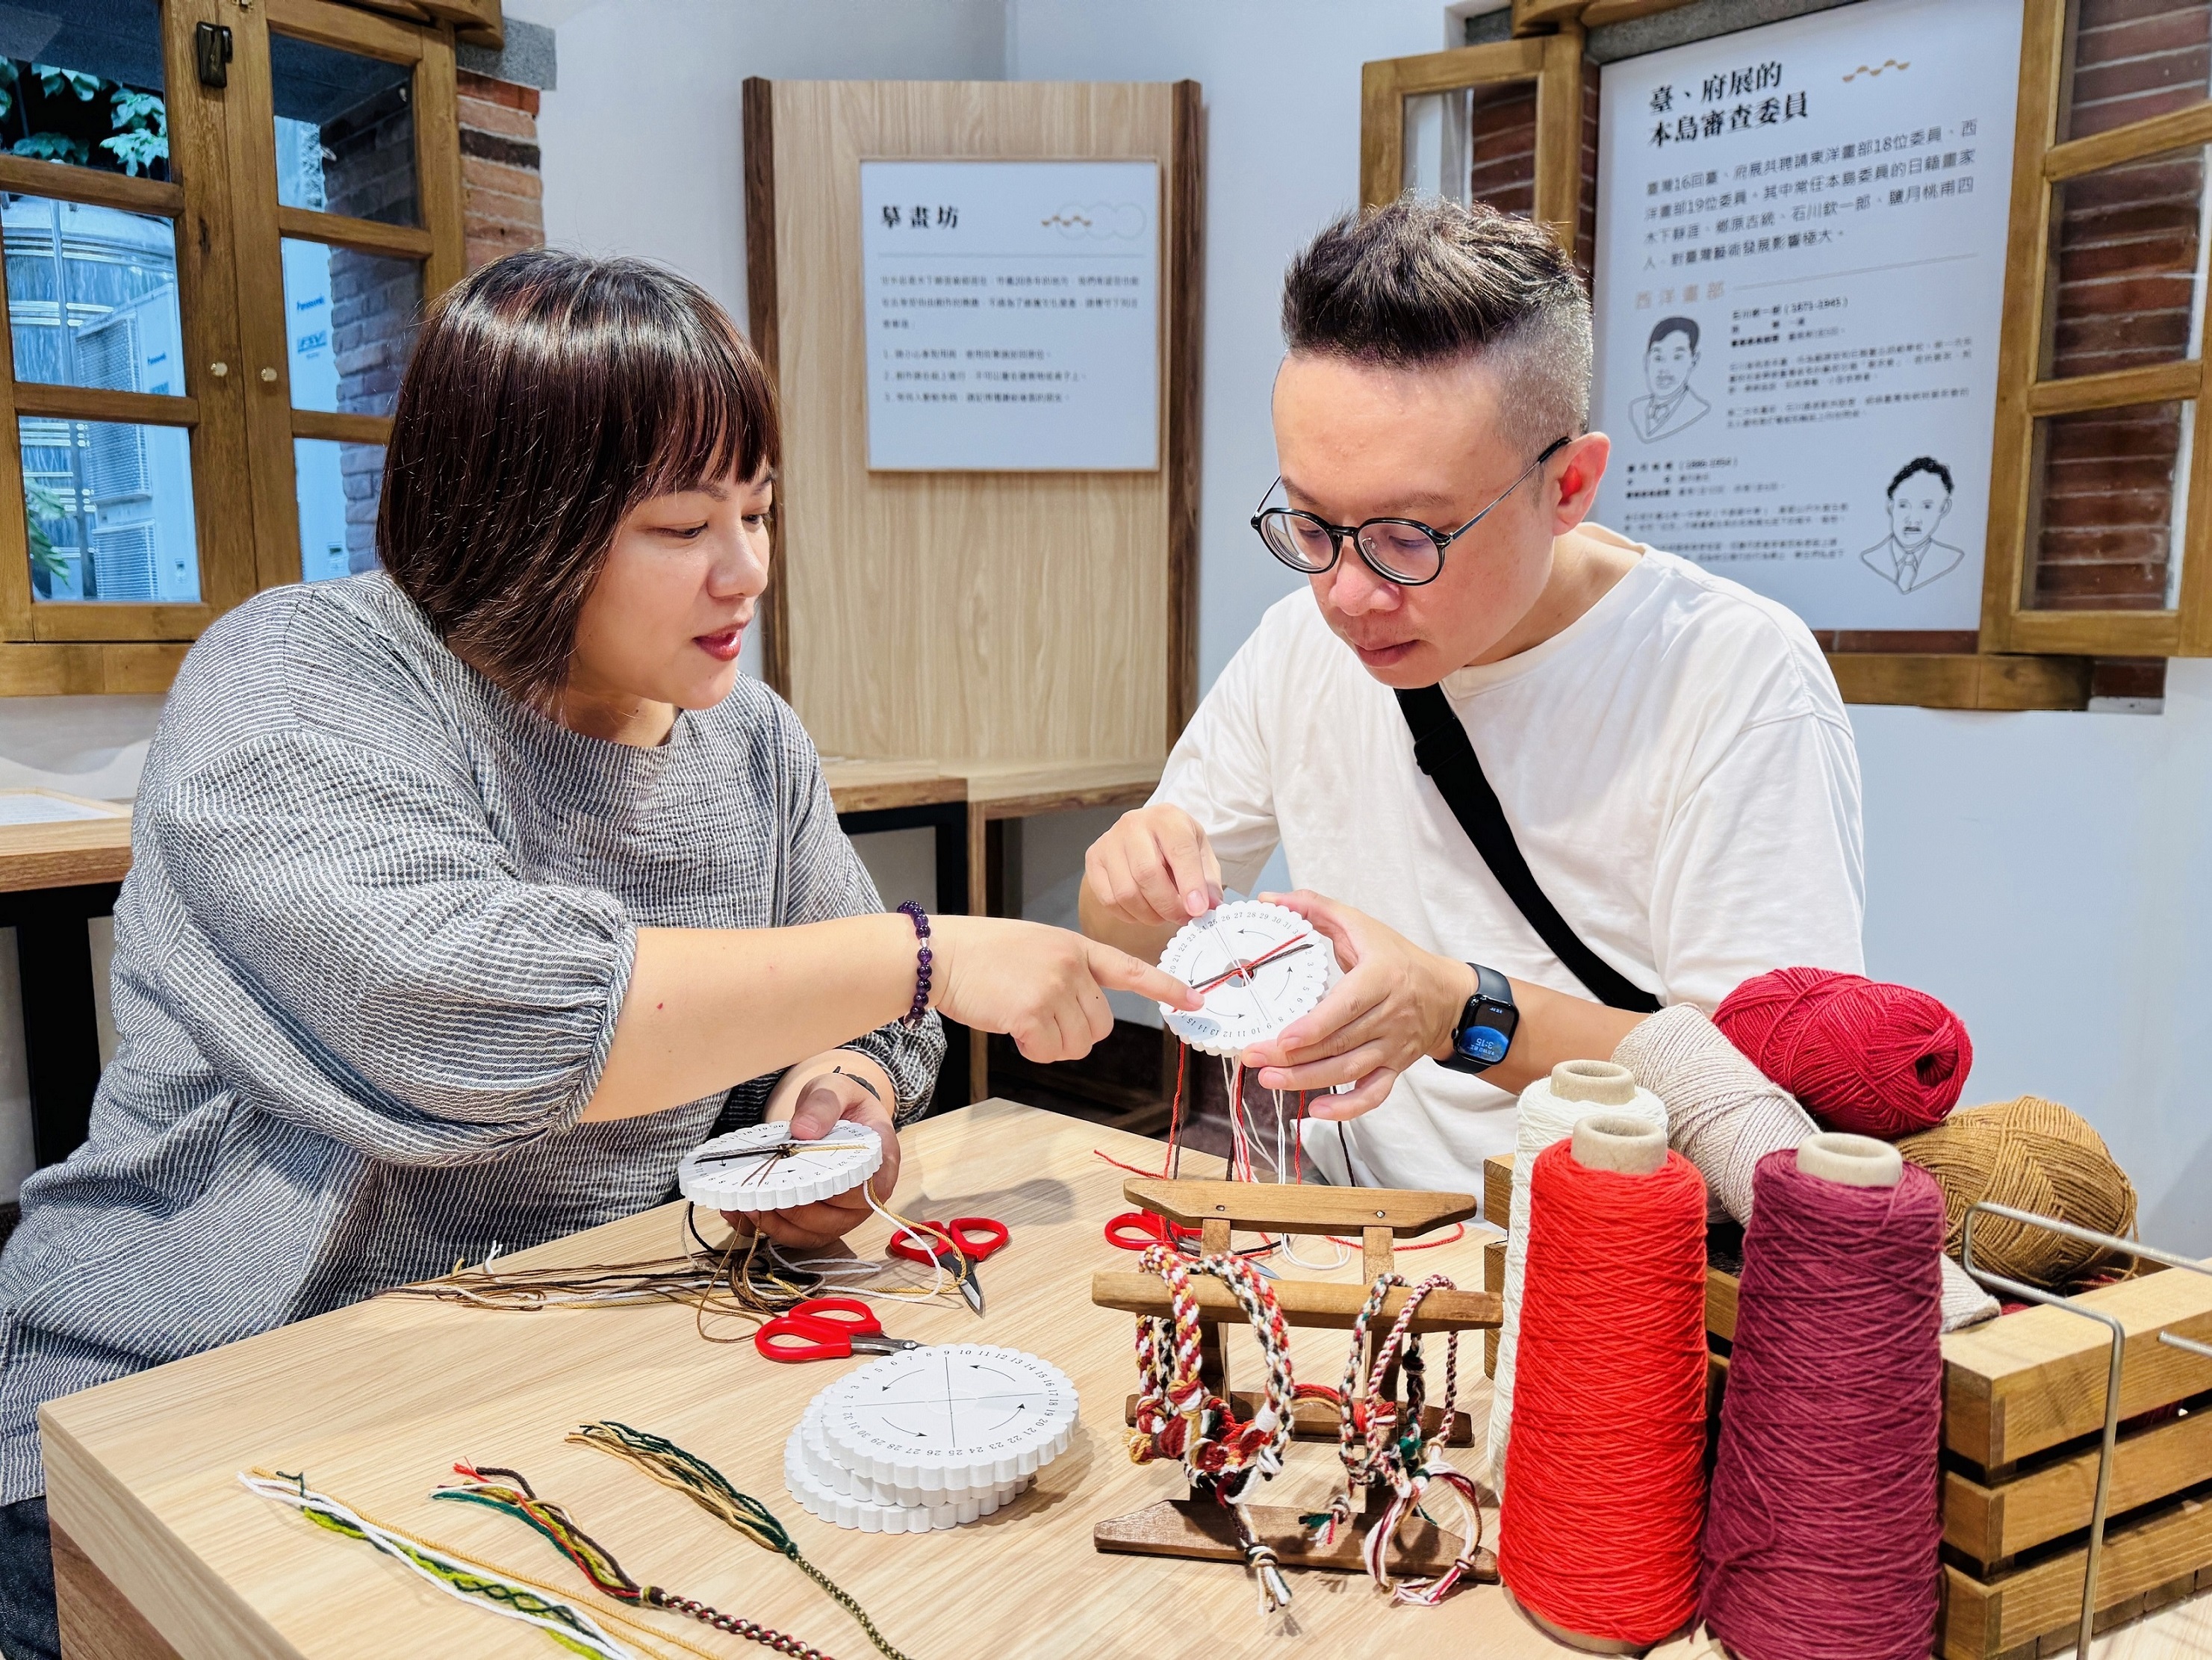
[1079,197,1863,1191]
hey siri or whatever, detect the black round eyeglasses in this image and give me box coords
[1249,435,1571,587]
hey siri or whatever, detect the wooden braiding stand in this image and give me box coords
[1090,1177,1503,1579]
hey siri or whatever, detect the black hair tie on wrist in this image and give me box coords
[895,901,933,1028]
[829,1065,882,1104]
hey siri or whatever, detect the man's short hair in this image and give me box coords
[1647,316,1699,353]
[1280,196,1591,452]
[1887,456,1954,497]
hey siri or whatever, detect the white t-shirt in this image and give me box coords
[1152,539,1865,1194]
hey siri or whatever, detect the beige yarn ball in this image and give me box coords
[1896,1096,2137,1289]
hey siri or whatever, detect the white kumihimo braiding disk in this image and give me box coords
[781,1426,1023,1534]
[677,1120,882,1213]
[1155,900,1339,1057]
[815,1344,1077,1493]
[795,1409,1032,1510]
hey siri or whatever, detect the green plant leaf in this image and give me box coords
[109,89,164,134]
[33,65,99,102]
[100,129,166,175]
[25,479,69,586]
[12,132,90,166]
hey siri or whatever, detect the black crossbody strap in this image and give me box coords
[1394,685,1662,1014]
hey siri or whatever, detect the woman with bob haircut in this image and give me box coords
[0,249,1196,1659]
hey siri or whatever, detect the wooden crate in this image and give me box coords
[1482,1154,2212,1656]
[1938,1265,2212,1659]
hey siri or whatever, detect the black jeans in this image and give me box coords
[0,1496,58,1660]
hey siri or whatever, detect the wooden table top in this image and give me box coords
[40,1100,2212,1660]
[818,759,968,816]
[0,789,131,893]
[821,756,1163,821]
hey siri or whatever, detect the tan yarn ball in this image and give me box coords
[1896,1096,2137,1289]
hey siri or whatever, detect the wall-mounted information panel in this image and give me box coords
[1589,0,2023,632]
[860,160,1161,471]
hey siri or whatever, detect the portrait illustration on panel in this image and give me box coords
[1628,315,1711,443]
[1861,456,1966,594]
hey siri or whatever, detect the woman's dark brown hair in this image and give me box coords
[379,249,779,701]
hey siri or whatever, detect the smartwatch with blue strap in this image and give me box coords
[1441,963,1519,1074]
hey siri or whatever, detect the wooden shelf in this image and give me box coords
[1825,653,2093,712]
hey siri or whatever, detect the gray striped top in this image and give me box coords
[0,573,942,1504]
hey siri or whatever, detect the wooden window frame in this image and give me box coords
[0,0,467,696]
[1360,32,1587,241]
[1980,0,2212,659]
[0,0,249,692]
[229,0,465,593]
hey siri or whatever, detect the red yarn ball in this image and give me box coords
[1713,967,1970,1139]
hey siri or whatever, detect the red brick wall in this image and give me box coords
[1468,79,1538,217]
[2031,0,2208,614]
[458,71,545,273]
[2066,0,2211,140]
[1578,57,1600,287]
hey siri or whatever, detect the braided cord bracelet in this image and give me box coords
[1302,1272,1485,1605]
[569,1421,913,1660]
[435,1464,839,1659]
[1127,1242,1299,1614]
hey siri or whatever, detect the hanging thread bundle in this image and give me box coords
[1715,966,1970,1138]
[1125,1241,1299,1613]
[1302,1272,1487,1607]
[1497,1124,1709,1649]
[1898,1095,2138,1287]
[1488,1060,1667,1497]
[1700,1140,1947,1660]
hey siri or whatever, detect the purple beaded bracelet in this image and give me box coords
[896,901,933,1027]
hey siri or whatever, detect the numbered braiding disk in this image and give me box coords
[678,1121,883,1214]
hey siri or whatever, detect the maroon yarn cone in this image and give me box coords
[1700,1149,1946,1660]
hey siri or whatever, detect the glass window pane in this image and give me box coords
[294,437,385,582]
[5,194,184,394]
[2065,0,2211,143]
[271,33,417,226]
[2045,146,2210,379]
[2026,400,2191,612]
[281,238,420,416]
[0,1,168,182]
[22,416,197,603]
[1402,90,1471,205]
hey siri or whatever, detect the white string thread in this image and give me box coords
[240,1473,636,1660]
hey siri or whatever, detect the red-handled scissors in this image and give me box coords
[1104,1211,1203,1251]
[886,1216,1007,1319]
[753,1296,924,1364]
